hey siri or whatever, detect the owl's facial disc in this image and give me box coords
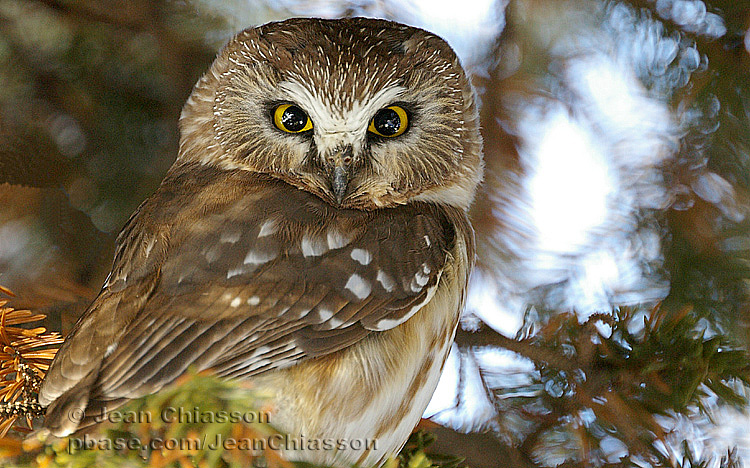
[276,80,411,205]
[183,18,483,211]
[315,104,410,205]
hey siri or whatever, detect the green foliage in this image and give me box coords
[398,432,466,468]
[4,372,451,468]
[483,304,750,467]
[17,372,284,468]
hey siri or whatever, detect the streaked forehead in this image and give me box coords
[252,19,439,105]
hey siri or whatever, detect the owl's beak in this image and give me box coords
[332,165,348,205]
[323,146,353,206]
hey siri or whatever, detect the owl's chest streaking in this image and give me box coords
[252,225,469,467]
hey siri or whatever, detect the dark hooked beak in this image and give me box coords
[324,147,353,205]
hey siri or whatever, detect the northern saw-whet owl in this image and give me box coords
[39,17,483,467]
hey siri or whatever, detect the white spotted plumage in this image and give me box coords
[345,273,372,300]
[39,18,482,468]
[350,248,372,265]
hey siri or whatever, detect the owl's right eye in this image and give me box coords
[273,104,313,133]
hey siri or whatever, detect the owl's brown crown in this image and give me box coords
[177,17,483,211]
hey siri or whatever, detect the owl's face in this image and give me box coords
[178,18,482,210]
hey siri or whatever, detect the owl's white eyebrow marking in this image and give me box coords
[376,270,395,292]
[327,228,352,249]
[345,273,371,300]
[230,297,242,308]
[244,248,278,264]
[350,248,372,265]
[247,296,260,306]
[258,219,278,237]
[301,234,328,257]
[278,80,406,142]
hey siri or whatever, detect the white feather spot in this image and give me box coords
[301,234,328,257]
[204,245,221,263]
[230,297,242,308]
[345,273,372,300]
[423,235,431,247]
[371,278,441,331]
[376,270,395,292]
[415,271,430,287]
[102,272,112,288]
[246,359,271,373]
[253,346,271,356]
[144,238,157,257]
[258,219,278,237]
[227,266,247,279]
[327,228,352,249]
[244,248,278,265]
[220,230,241,243]
[318,308,333,321]
[410,272,428,292]
[350,248,372,265]
[247,296,260,306]
[104,343,118,358]
[326,317,344,329]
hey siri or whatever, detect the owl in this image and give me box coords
[39,17,482,467]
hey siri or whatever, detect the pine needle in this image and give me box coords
[0,287,63,438]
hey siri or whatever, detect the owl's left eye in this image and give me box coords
[273,104,313,133]
[368,106,409,138]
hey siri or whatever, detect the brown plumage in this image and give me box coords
[39,17,482,467]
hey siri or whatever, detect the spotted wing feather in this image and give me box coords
[40,164,456,434]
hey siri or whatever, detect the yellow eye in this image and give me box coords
[368,106,408,138]
[273,104,313,133]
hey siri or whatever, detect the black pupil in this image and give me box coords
[281,106,308,132]
[373,108,401,136]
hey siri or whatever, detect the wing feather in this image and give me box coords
[40,166,458,434]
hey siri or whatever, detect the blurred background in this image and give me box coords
[1,0,750,467]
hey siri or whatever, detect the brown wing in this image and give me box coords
[39,163,457,435]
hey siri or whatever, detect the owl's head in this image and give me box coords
[178,17,483,211]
